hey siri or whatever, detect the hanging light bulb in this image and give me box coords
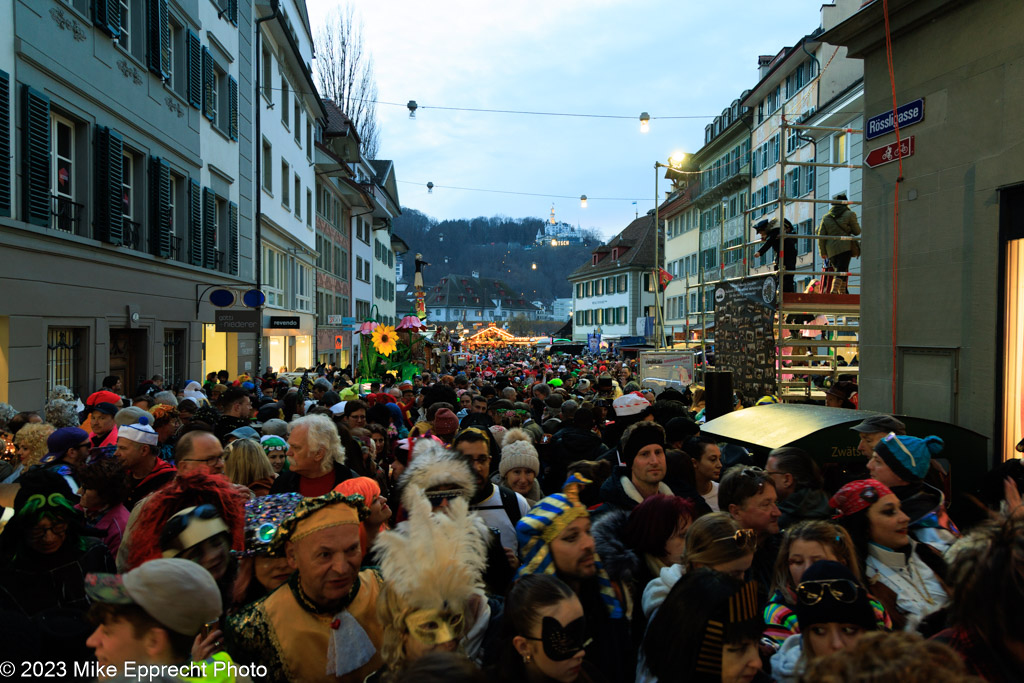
[639,112,651,133]
[407,100,418,118]
[531,263,537,270]
[426,181,434,194]
[580,194,588,208]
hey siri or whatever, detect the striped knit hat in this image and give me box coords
[515,474,623,618]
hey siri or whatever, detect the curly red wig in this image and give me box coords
[125,470,247,569]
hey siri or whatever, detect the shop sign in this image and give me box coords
[327,315,344,325]
[268,316,301,329]
[334,335,345,350]
[865,98,924,140]
[215,309,260,332]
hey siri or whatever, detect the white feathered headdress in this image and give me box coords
[373,483,488,612]
[398,438,476,512]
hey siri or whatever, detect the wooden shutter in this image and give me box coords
[189,179,202,265]
[0,70,10,217]
[203,187,216,269]
[21,85,50,227]
[228,201,238,275]
[228,75,238,140]
[187,30,201,109]
[228,0,238,25]
[149,156,172,257]
[93,126,124,245]
[147,0,170,79]
[92,0,120,39]
[202,47,214,122]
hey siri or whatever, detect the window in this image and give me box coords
[834,132,848,164]
[594,279,603,296]
[306,189,312,227]
[168,20,182,94]
[294,173,301,217]
[618,274,628,291]
[212,65,225,130]
[281,160,290,208]
[121,150,135,234]
[262,139,272,192]
[47,327,84,398]
[51,114,75,201]
[644,273,653,292]
[281,75,289,127]
[263,246,285,307]
[296,263,312,312]
[798,219,814,256]
[306,121,312,159]
[262,47,273,101]
[163,329,185,388]
[118,0,131,51]
[294,101,301,143]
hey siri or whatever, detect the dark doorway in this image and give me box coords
[997,183,1024,462]
[109,329,148,397]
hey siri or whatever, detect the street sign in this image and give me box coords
[334,334,344,350]
[327,315,343,325]
[342,316,356,327]
[866,98,925,140]
[215,309,260,332]
[268,316,301,329]
[865,136,915,169]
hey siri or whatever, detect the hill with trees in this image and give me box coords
[393,209,602,302]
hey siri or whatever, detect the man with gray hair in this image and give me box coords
[270,414,355,496]
[500,386,517,402]
[312,377,333,403]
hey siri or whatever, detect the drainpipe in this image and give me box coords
[254,0,280,380]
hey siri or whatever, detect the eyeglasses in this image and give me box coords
[424,488,469,504]
[796,578,860,606]
[713,528,757,550]
[28,521,68,541]
[181,454,224,466]
[463,455,491,467]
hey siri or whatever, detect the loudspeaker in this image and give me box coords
[704,372,734,422]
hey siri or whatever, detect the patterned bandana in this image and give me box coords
[269,492,368,556]
[828,479,894,519]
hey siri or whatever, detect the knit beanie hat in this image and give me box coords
[499,429,540,479]
[432,408,460,436]
[620,422,665,469]
[794,560,878,632]
[118,417,159,446]
[874,434,943,482]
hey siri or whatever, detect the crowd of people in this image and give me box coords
[0,355,1021,682]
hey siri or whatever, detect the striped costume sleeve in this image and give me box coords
[869,597,893,631]
[763,601,799,647]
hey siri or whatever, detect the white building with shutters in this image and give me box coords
[255,0,323,373]
[0,0,257,407]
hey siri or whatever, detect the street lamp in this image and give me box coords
[531,263,537,270]
[639,112,651,133]
[652,153,696,349]
[580,194,588,208]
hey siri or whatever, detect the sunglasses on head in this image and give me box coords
[713,528,758,550]
[795,578,860,606]
[858,486,880,504]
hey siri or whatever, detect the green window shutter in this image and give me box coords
[228,201,238,275]
[228,75,238,141]
[228,0,238,25]
[203,187,216,269]
[189,179,202,265]
[93,125,124,245]
[0,70,10,217]
[92,0,121,39]
[147,0,170,80]
[187,30,201,109]
[21,85,50,227]
[202,47,214,122]
[149,156,172,257]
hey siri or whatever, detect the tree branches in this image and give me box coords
[314,3,380,159]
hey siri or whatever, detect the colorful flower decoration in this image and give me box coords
[396,315,426,331]
[359,320,379,336]
[372,325,398,356]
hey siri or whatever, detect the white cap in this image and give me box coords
[330,401,348,416]
[612,393,651,417]
[117,416,159,446]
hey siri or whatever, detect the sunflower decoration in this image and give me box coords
[372,324,399,356]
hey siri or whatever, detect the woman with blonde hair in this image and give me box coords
[223,437,276,496]
[763,519,890,647]
[13,422,55,474]
[641,512,756,620]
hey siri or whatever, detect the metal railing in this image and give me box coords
[51,195,84,235]
[122,219,142,251]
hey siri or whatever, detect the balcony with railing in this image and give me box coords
[122,218,142,251]
[51,195,85,235]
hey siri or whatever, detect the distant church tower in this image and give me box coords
[549,204,556,225]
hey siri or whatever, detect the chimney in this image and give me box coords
[758,55,773,79]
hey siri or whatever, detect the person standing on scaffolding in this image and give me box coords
[754,217,798,293]
[817,192,862,294]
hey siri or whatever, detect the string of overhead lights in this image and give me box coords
[396,180,647,206]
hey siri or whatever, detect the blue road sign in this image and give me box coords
[866,98,925,140]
